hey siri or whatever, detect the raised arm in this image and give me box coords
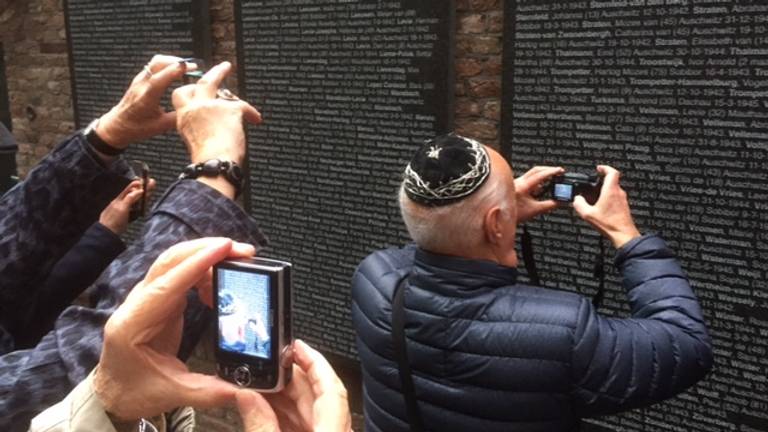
[0,56,193,343]
[569,165,712,415]
[0,60,267,430]
[570,234,713,415]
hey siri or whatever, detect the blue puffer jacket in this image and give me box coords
[351,234,713,432]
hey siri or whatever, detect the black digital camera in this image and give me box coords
[213,257,293,392]
[128,160,149,221]
[549,172,602,205]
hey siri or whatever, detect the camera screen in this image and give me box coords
[553,183,574,201]
[217,268,272,360]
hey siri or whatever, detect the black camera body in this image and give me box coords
[214,257,292,392]
[550,172,602,205]
[128,160,149,221]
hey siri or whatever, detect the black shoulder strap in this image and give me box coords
[521,224,606,308]
[392,276,425,432]
[591,238,606,308]
[521,225,540,286]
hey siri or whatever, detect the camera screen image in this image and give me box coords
[217,269,272,360]
[554,183,574,201]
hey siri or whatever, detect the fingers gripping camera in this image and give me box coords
[549,172,603,205]
[214,258,293,392]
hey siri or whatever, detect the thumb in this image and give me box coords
[534,199,559,215]
[572,195,591,218]
[174,372,239,410]
[237,390,281,432]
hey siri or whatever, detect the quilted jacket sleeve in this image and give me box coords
[570,234,713,416]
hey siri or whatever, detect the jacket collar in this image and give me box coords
[413,247,518,292]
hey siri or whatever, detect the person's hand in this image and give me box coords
[236,339,352,432]
[514,166,563,224]
[573,165,641,248]
[172,61,262,198]
[172,61,262,165]
[96,55,195,150]
[99,178,156,234]
[93,238,256,421]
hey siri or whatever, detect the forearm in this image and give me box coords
[0,133,130,336]
[0,180,267,429]
[51,179,267,385]
[616,234,710,341]
[17,222,126,350]
[28,368,157,432]
[571,234,713,415]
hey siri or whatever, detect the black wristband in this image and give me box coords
[178,159,244,197]
[84,119,124,156]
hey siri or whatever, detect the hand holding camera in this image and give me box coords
[96,55,195,151]
[172,61,262,198]
[98,177,155,235]
[214,257,293,392]
[549,172,602,205]
[514,166,564,224]
[92,238,351,430]
[93,238,256,421]
[172,61,262,166]
[571,165,641,248]
[237,339,352,432]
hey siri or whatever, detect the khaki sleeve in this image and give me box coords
[28,369,164,432]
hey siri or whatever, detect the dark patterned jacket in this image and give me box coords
[352,235,714,432]
[0,133,266,431]
[15,222,127,350]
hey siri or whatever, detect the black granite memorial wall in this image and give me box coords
[503,1,768,431]
[235,0,454,357]
[64,0,211,224]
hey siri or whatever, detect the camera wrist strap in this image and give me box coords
[520,225,606,308]
[392,276,425,432]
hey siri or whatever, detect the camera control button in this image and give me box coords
[233,365,252,387]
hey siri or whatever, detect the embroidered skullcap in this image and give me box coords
[403,134,491,207]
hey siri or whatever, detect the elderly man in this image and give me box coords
[352,134,713,432]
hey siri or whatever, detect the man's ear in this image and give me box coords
[484,206,503,245]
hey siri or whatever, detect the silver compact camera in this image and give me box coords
[213,257,292,392]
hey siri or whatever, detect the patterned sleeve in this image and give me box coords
[0,133,130,347]
[0,178,267,430]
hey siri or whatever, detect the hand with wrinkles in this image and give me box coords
[96,55,197,152]
[514,166,564,224]
[172,61,262,198]
[573,165,641,248]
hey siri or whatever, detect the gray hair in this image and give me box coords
[399,169,512,254]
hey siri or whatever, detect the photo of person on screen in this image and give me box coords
[217,269,272,359]
[219,292,247,352]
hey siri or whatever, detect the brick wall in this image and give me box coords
[0,0,504,429]
[0,0,74,178]
[456,0,503,148]
[2,0,503,175]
